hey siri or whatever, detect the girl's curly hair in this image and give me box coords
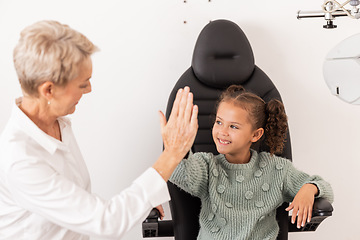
[217,85,288,155]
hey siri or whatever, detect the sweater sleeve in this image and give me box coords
[282,159,334,203]
[169,152,209,198]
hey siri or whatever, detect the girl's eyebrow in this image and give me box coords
[216,116,241,125]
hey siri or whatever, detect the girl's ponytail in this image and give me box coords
[217,84,288,155]
[265,99,288,155]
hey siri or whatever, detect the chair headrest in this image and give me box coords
[192,19,255,88]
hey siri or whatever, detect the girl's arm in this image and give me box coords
[285,183,319,229]
[169,152,209,198]
[282,160,334,229]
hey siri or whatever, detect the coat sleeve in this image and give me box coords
[169,152,209,198]
[6,155,170,239]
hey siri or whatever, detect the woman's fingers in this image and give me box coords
[177,86,190,121]
[160,86,198,157]
[183,91,194,123]
[190,105,198,129]
[168,88,183,123]
[155,205,165,220]
[158,111,167,131]
[182,104,198,151]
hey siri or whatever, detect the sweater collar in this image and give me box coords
[217,149,258,170]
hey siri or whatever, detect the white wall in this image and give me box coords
[0,0,359,239]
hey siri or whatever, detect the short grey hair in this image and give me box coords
[13,20,99,96]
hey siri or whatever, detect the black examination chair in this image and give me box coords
[143,19,333,240]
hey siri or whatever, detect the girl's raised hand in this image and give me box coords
[285,183,319,229]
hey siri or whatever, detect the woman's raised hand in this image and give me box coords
[153,86,198,181]
[159,86,198,159]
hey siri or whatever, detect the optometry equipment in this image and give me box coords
[297,0,360,28]
[323,33,360,104]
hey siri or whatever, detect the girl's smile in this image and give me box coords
[218,138,231,145]
[212,101,263,164]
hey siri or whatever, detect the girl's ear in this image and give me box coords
[251,128,264,143]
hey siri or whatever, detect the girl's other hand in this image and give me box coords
[285,183,318,229]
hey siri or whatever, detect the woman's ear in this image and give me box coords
[37,81,54,100]
[251,128,264,143]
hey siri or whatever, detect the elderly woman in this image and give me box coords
[0,20,198,239]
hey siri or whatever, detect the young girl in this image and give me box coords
[169,85,333,240]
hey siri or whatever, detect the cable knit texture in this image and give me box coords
[169,149,334,240]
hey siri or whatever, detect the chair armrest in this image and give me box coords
[143,198,333,236]
[288,197,333,232]
[142,208,174,238]
[312,197,333,216]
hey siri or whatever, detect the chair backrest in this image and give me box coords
[166,19,292,240]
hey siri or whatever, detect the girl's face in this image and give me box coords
[212,101,263,163]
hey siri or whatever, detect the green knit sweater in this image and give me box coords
[169,149,334,240]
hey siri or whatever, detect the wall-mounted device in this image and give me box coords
[297,0,360,28]
[323,33,360,104]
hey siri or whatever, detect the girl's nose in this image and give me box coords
[219,129,229,136]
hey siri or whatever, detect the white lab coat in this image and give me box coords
[0,100,170,239]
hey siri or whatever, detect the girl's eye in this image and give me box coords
[215,120,222,125]
[80,84,88,89]
[230,125,238,129]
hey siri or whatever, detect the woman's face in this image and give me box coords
[51,57,92,116]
